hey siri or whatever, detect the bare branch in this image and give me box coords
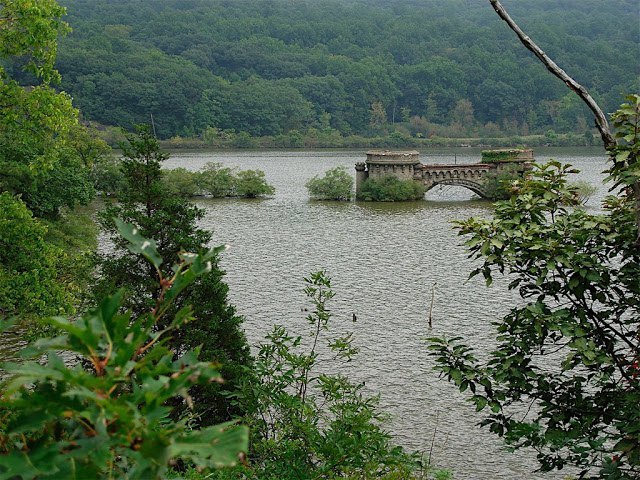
[488,0,615,150]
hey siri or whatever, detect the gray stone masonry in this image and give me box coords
[355,149,533,199]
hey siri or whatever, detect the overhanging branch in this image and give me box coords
[488,0,615,150]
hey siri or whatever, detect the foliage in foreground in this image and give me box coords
[428,96,640,479]
[221,271,449,479]
[358,176,426,202]
[0,221,248,479]
[306,166,354,201]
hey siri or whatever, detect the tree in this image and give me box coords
[162,168,200,198]
[231,170,275,198]
[97,126,252,426]
[197,162,236,198]
[305,166,354,201]
[428,1,640,474]
[97,126,207,307]
[0,0,68,84]
[430,143,639,478]
[0,193,71,320]
[0,222,248,478]
[450,99,475,130]
[487,0,640,252]
[0,0,104,329]
[0,0,98,219]
[369,101,387,130]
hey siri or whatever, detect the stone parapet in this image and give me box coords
[366,150,420,165]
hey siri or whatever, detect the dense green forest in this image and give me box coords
[31,0,638,140]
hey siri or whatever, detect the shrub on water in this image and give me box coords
[197,163,275,198]
[163,167,201,197]
[305,166,354,201]
[569,179,598,205]
[196,162,236,197]
[232,170,275,198]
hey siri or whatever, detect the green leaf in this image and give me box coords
[168,422,249,468]
[490,237,504,249]
[115,218,163,268]
[474,396,488,412]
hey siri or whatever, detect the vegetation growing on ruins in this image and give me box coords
[358,177,427,202]
[480,149,523,163]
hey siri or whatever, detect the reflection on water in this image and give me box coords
[3,148,608,479]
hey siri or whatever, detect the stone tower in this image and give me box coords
[355,150,421,196]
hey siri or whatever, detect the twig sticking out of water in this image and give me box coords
[428,282,437,328]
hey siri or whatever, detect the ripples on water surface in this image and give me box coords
[164,148,610,479]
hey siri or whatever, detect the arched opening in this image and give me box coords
[424,180,489,200]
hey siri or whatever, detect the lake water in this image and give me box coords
[163,147,609,479]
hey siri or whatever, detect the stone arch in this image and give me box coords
[424,179,489,199]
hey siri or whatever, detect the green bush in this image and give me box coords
[91,154,126,196]
[482,164,522,200]
[162,167,200,197]
[232,169,275,198]
[197,162,236,197]
[190,163,275,199]
[306,166,354,201]
[357,176,426,201]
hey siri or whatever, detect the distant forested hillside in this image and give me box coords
[43,0,640,138]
